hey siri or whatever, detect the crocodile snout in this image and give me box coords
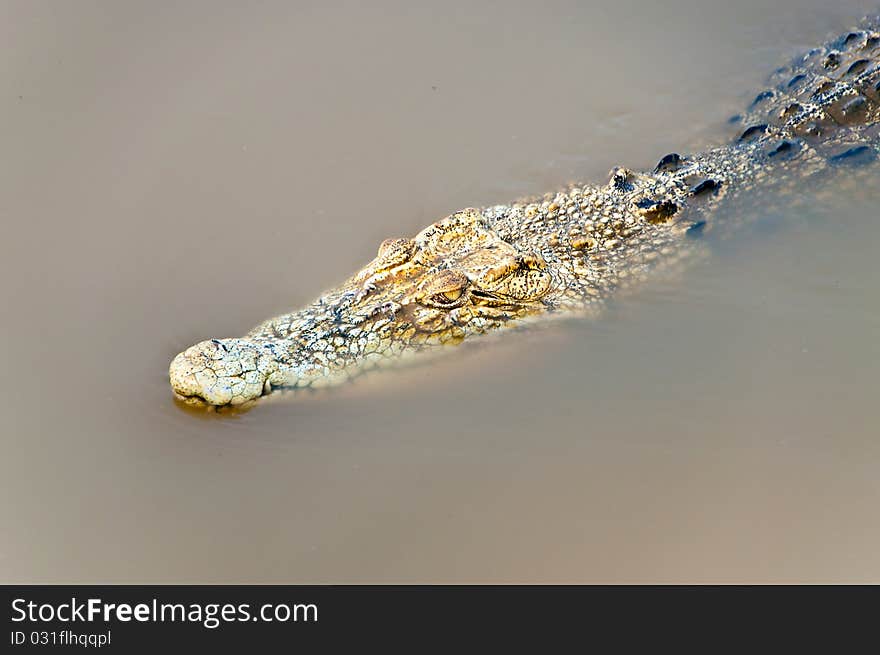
[169,338,278,405]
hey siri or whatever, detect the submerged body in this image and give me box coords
[170,20,880,406]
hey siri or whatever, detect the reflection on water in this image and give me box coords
[1,0,878,582]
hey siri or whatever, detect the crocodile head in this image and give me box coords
[169,208,557,405]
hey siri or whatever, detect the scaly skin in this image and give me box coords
[170,19,880,406]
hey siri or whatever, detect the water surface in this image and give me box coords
[2,0,878,582]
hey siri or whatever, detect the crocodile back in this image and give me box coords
[730,17,880,165]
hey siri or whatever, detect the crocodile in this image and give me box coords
[170,18,880,406]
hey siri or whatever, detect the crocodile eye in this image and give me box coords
[375,238,416,268]
[417,270,469,308]
[427,289,465,307]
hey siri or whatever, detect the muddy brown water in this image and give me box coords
[2,0,878,582]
